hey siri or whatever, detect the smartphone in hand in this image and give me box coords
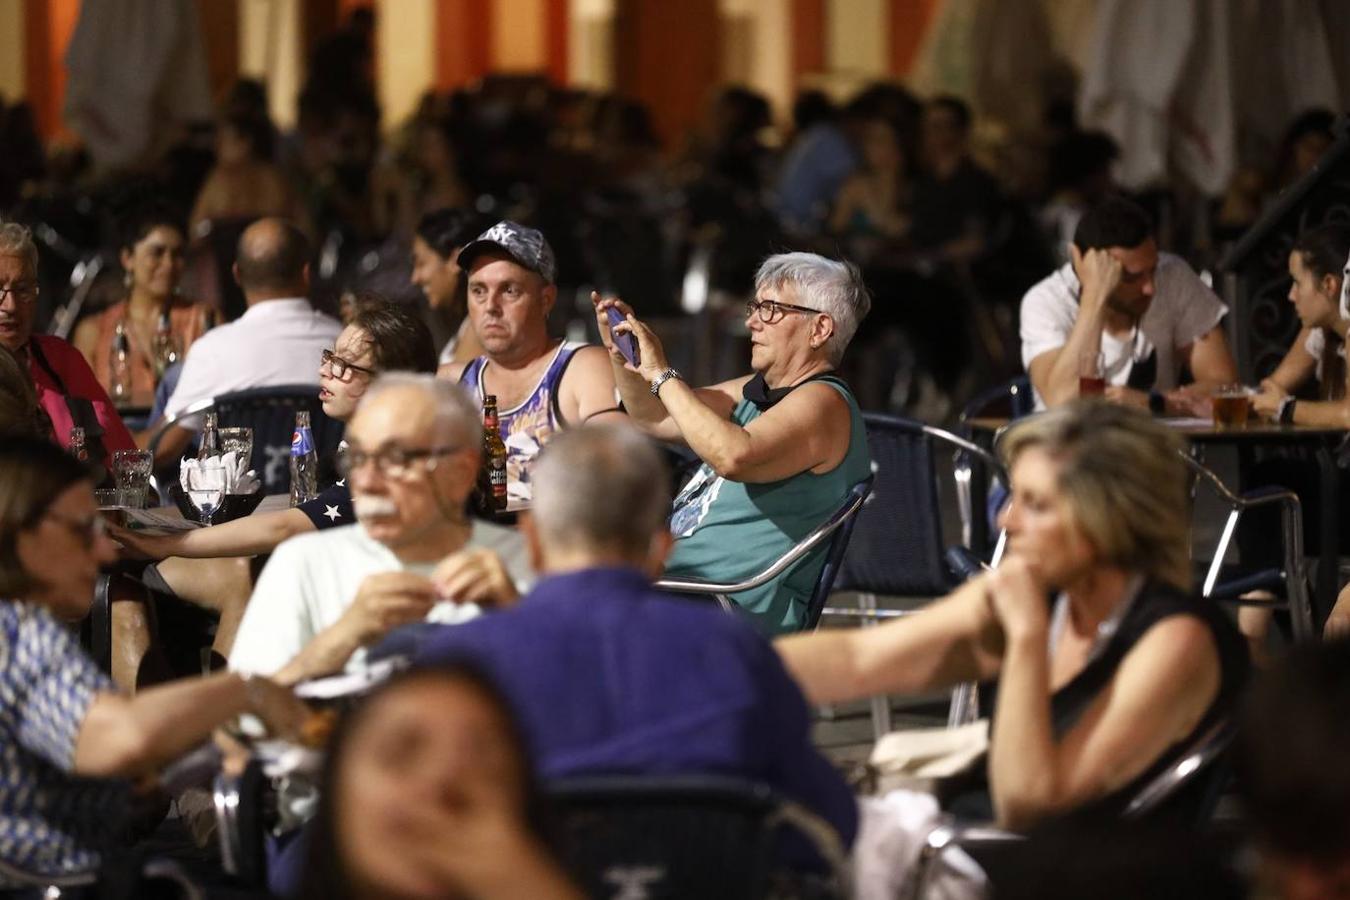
[606,306,641,368]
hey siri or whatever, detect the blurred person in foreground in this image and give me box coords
[152,218,342,464]
[228,374,529,684]
[778,402,1248,891]
[0,220,135,472]
[110,301,438,678]
[596,252,872,634]
[1021,195,1237,411]
[0,436,307,878]
[409,208,486,369]
[297,664,581,900]
[1236,638,1350,899]
[411,425,858,847]
[443,221,624,508]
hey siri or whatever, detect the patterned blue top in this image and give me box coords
[0,602,128,876]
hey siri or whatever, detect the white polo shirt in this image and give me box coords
[1020,253,1227,409]
[229,520,533,677]
[162,298,343,421]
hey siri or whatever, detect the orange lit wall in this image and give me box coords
[23,0,79,137]
[889,0,936,77]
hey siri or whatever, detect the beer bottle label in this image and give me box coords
[489,461,507,497]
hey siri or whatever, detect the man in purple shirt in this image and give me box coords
[412,424,857,847]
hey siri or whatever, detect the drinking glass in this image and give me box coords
[1211,385,1251,429]
[219,427,253,464]
[186,461,227,525]
[1079,352,1106,397]
[112,449,153,509]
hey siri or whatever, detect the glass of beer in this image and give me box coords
[1211,385,1251,429]
[1079,352,1106,397]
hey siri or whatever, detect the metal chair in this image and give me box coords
[822,414,1007,735]
[149,384,345,495]
[0,854,205,899]
[909,718,1235,900]
[549,773,850,900]
[655,476,873,633]
[1182,453,1315,642]
[956,376,1032,554]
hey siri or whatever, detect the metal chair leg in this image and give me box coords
[859,593,893,739]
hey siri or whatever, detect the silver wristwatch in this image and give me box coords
[650,368,683,396]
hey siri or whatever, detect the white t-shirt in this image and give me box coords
[163,298,343,422]
[229,520,532,677]
[1303,326,1347,384]
[1020,253,1228,409]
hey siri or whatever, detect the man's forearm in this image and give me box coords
[1042,306,1107,406]
[272,625,362,687]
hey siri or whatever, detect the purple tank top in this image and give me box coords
[459,341,582,508]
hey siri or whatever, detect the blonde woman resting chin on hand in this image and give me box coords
[776,401,1249,895]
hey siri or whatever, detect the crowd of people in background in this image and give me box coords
[0,6,1346,897]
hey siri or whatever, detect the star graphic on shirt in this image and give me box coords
[323,505,342,522]
[336,479,346,487]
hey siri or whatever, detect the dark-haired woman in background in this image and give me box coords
[73,209,214,417]
[1251,223,1350,425]
[410,208,487,371]
[1244,223,1350,653]
[297,665,581,900]
[0,436,307,879]
[190,109,305,235]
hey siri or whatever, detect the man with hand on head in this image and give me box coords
[1021,195,1237,413]
[228,374,530,685]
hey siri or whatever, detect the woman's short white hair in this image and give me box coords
[753,252,871,365]
[0,221,38,276]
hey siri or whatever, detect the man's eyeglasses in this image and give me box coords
[336,444,461,480]
[0,282,39,305]
[321,348,377,381]
[44,511,107,548]
[744,298,822,324]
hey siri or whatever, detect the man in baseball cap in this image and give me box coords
[442,220,625,510]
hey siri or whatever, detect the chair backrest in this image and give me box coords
[960,375,1035,424]
[801,477,872,630]
[548,774,847,900]
[834,414,976,597]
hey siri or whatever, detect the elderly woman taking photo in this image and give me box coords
[0,436,306,878]
[779,402,1247,839]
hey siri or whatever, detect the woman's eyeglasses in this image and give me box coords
[744,298,821,324]
[44,511,107,548]
[321,348,377,381]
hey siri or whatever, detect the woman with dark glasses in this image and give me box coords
[0,436,309,880]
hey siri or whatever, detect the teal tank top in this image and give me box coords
[663,376,871,634]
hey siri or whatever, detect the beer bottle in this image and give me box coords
[198,412,221,462]
[481,395,508,513]
[68,426,88,463]
[151,309,180,382]
[109,321,131,407]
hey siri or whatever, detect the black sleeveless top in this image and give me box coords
[947,580,1250,824]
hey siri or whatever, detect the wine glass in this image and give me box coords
[186,460,226,525]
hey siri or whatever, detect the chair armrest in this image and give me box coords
[909,820,1022,900]
[656,485,866,596]
[944,546,986,582]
